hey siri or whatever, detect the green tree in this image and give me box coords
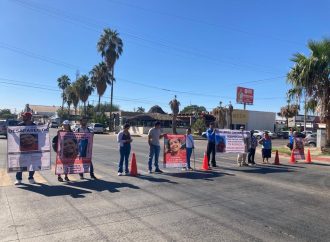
[169,95,180,134]
[192,118,206,135]
[70,82,80,115]
[97,28,123,130]
[57,75,71,112]
[75,75,94,116]
[90,62,112,112]
[287,38,330,148]
[95,103,120,113]
[181,105,207,114]
[277,103,300,128]
[0,109,16,119]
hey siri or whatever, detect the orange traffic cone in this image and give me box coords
[201,152,210,171]
[130,153,138,176]
[305,149,312,163]
[274,150,280,165]
[290,150,296,164]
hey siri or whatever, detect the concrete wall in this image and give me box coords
[247,110,276,131]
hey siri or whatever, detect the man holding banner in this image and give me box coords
[206,122,217,167]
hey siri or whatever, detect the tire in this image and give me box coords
[309,142,316,147]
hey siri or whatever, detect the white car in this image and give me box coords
[252,130,273,139]
[89,123,105,134]
[71,124,81,132]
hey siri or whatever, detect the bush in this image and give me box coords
[192,118,206,135]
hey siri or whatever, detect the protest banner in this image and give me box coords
[163,134,186,168]
[55,132,93,174]
[293,137,305,160]
[215,129,248,153]
[7,125,51,172]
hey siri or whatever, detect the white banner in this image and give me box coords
[7,125,51,172]
[215,129,249,153]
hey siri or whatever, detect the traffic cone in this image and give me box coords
[130,153,138,176]
[290,150,296,164]
[201,152,210,171]
[274,150,280,165]
[305,149,312,163]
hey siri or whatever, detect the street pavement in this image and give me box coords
[1,129,330,241]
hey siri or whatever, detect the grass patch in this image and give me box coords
[272,147,291,155]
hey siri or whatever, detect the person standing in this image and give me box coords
[248,130,258,165]
[117,123,132,176]
[52,120,71,182]
[288,128,294,151]
[206,122,216,167]
[185,128,194,171]
[76,117,97,180]
[259,132,272,164]
[237,126,249,167]
[147,121,164,173]
[15,112,36,185]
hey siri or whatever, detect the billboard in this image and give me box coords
[7,125,51,172]
[236,87,254,105]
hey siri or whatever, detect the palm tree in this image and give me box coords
[65,84,79,116]
[75,75,94,115]
[57,75,71,112]
[287,38,330,148]
[70,82,80,116]
[90,62,111,112]
[169,95,180,134]
[97,28,123,130]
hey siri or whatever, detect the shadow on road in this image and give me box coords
[223,165,295,174]
[308,162,330,167]
[18,183,92,198]
[68,179,140,193]
[163,170,234,181]
[136,175,178,184]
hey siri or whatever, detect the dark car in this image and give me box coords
[276,131,290,139]
[50,122,59,128]
[0,119,20,138]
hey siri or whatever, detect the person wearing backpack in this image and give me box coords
[76,117,97,180]
[52,120,71,182]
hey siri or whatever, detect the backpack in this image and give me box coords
[52,135,58,152]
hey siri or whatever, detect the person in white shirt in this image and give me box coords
[185,128,194,171]
[117,123,132,176]
[147,121,164,173]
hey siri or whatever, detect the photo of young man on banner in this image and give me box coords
[163,134,186,168]
[55,132,93,175]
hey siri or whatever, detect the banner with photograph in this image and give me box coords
[215,129,248,153]
[293,137,305,160]
[163,134,186,168]
[7,125,51,172]
[55,132,93,174]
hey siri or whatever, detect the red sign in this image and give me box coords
[236,87,254,105]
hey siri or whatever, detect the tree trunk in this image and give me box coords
[109,68,114,132]
[61,90,65,112]
[68,104,71,116]
[98,95,101,112]
[83,102,86,116]
[172,114,177,134]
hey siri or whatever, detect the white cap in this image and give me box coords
[62,120,70,125]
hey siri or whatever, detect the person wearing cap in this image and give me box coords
[248,130,258,165]
[147,121,164,173]
[206,122,217,167]
[237,126,249,167]
[117,123,133,176]
[76,117,97,180]
[52,120,72,182]
[15,112,36,185]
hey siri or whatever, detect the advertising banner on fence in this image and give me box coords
[7,125,51,172]
[293,137,305,160]
[236,86,254,105]
[163,134,186,168]
[55,132,93,174]
[215,129,248,153]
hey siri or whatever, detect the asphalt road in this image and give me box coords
[1,129,330,242]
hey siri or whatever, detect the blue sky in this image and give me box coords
[0,0,329,114]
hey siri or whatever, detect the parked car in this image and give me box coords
[253,130,274,139]
[304,133,317,147]
[50,121,59,128]
[0,119,20,138]
[89,123,105,134]
[276,130,290,139]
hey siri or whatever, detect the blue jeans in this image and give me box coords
[16,171,35,180]
[186,148,193,168]
[148,145,160,171]
[118,145,131,173]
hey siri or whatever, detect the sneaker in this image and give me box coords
[90,174,98,180]
[14,180,22,185]
[58,176,64,182]
[118,172,123,176]
[28,178,35,184]
[187,167,193,171]
[124,172,129,176]
[148,170,153,174]
[212,164,217,168]
[79,174,84,180]
[181,167,187,171]
[64,176,70,182]
[154,169,163,173]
